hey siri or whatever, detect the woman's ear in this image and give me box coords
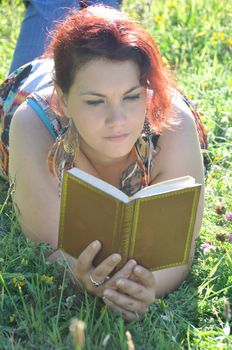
[54,83,70,118]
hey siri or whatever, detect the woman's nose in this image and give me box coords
[105,105,126,126]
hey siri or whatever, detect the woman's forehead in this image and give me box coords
[72,58,141,93]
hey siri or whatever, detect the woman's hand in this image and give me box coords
[75,240,156,321]
[75,240,137,298]
[103,265,156,322]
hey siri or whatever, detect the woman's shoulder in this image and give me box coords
[154,90,201,152]
[11,83,66,144]
[169,89,197,126]
[10,100,55,148]
[8,99,59,182]
[9,100,57,188]
[151,90,204,183]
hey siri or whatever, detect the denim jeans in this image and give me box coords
[9,0,120,73]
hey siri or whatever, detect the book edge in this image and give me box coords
[129,185,202,270]
[58,172,68,250]
[131,176,197,199]
[68,167,129,203]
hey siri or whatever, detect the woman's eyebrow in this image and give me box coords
[78,85,141,97]
[124,85,141,95]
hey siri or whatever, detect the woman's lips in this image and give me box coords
[104,134,130,142]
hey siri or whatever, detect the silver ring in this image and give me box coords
[90,274,110,287]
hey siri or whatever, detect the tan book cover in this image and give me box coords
[58,168,201,271]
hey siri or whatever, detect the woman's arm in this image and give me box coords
[9,102,61,248]
[150,94,205,297]
[8,102,148,321]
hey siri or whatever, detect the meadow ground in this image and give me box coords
[0,0,231,349]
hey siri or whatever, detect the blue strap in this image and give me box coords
[27,98,57,140]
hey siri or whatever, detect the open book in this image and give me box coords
[58,168,201,271]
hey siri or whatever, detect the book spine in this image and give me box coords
[128,200,140,258]
[183,186,201,263]
[119,202,135,263]
[111,201,124,251]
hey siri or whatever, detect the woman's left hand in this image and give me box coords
[102,264,156,322]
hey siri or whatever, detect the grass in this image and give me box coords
[0,0,232,348]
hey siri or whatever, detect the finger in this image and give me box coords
[103,288,148,314]
[116,278,155,305]
[87,258,135,298]
[92,253,121,282]
[133,265,156,289]
[103,296,141,322]
[77,240,101,272]
[128,271,141,283]
[111,259,137,283]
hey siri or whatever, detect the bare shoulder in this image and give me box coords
[151,91,204,184]
[10,100,54,145]
[163,91,199,142]
[9,100,57,186]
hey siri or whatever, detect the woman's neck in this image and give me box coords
[75,141,134,187]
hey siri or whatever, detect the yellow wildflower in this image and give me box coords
[11,275,26,288]
[210,37,217,46]
[167,1,177,9]
[226,38,232,46]
[215,32,225,41]
[213,155,222,162]
[9,314,15,323]
[21,258,28,265]
[41,274,54,283]
[211,32,226,46]
[155,15,162,23]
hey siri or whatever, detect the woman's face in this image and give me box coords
[62,58,147,164]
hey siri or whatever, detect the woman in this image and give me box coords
[0,5,207,322]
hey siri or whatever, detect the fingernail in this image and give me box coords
[103,296,110,304]
[134,266,142,274]
[104,289,112,297]
[112,254,121,262]
[116,279,124,287]
[128,259,137,267]
[93,240,100,248]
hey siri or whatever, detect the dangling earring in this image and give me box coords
[63,118,78,156]
[142,116,152,138]
[47,118,78,182]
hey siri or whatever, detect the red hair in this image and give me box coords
[46,5,177,132]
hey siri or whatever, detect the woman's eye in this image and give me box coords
[124,94,140,101]
[86,100,104,105]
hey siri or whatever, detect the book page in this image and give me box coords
[131,176,197,200]
[68,167,130,203]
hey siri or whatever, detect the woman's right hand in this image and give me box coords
[75,240,137,298]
